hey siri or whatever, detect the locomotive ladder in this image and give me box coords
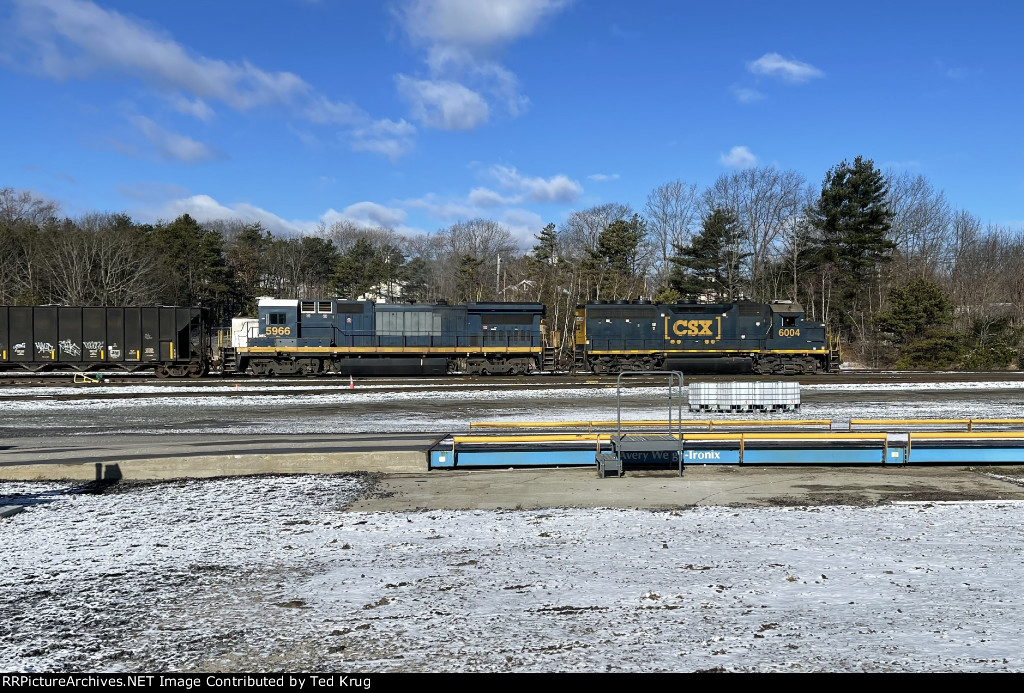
[542,345,558,372]
[597,370,686,478]
[828,334,842,370]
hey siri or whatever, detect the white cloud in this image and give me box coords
[394,1,570,128]
[156,195,299,234]
[404,194,479,220]
[129,116,218,163]
[490,165,583,203]
[501,208,545,247]
[8,0,413,161]
[350,118,417,161]
[747,52,824,84]
[169,94,215,121]
[467,187,508,207]
[731,85,764,104]
[396,76,489,131]
[327,202,408,229]
[12,0,309,109]
[719,145,757,169]
[587,173,620,182]
[399,0,570,49]
[146,193,408,236]
[934,59,979,81]
[303,94,362,126]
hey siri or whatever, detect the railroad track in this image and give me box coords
[2,370,1024,388]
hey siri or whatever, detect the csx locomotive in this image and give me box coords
[575,299,838,375]
[0,297,838,377]
[217,298,551,376]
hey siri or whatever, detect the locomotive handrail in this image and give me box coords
[322,327,545,349]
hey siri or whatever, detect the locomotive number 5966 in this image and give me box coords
[266,326,292,336]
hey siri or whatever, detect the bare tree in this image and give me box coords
[44,214,159,305]
[0,187,60,226]
[559,203,632,259]
[703,167,806,300]
[645,180,700,289]
[886,172,952,279]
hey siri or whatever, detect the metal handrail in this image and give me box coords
[615,370,686,475]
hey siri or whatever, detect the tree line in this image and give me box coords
[2,156,1021,369]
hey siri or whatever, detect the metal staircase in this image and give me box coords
[596,370,686,478]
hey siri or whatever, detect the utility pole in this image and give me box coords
[496,255,501,298]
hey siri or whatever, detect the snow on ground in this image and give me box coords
[1,380,1024,436]
[3,475,1024,673]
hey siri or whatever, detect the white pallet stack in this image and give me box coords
[688,381,800,412]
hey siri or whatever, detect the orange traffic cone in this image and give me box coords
[349,375,354,390]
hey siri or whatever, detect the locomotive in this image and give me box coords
[574,299,838,375]
[216,297,552,376]
[0,298,839,377]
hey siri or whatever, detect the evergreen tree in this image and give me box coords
[875,278,953,345]
[151,214,230,315]
[809,156,895,334]
[399,256,430,303]
[588,214,648,299]
[333,238,380,299]
[527,223,559,302]
[455,254,486,302]
[531,223,558,265]
[666,208,745,301]
[225,222,273,315]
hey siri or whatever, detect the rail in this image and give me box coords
[849,418,1024,431]
[469,419,834,432]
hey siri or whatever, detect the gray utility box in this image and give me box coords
[688,381,800,412]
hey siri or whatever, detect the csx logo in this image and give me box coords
[672,319,714,336]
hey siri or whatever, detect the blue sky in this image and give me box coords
[1,0,1021,245]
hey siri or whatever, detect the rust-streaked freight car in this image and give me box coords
[0,306,210,378]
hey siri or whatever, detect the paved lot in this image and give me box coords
[349,465,1024,511]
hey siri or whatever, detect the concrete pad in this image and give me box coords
[347,465,1024,512]
[0,450,427,481]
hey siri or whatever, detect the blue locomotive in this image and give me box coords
[574,300,839,374]
[218,298,551,376]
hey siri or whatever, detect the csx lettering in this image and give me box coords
[672,319,713,337]
[267,326,292,336]
[778,328,800,337]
